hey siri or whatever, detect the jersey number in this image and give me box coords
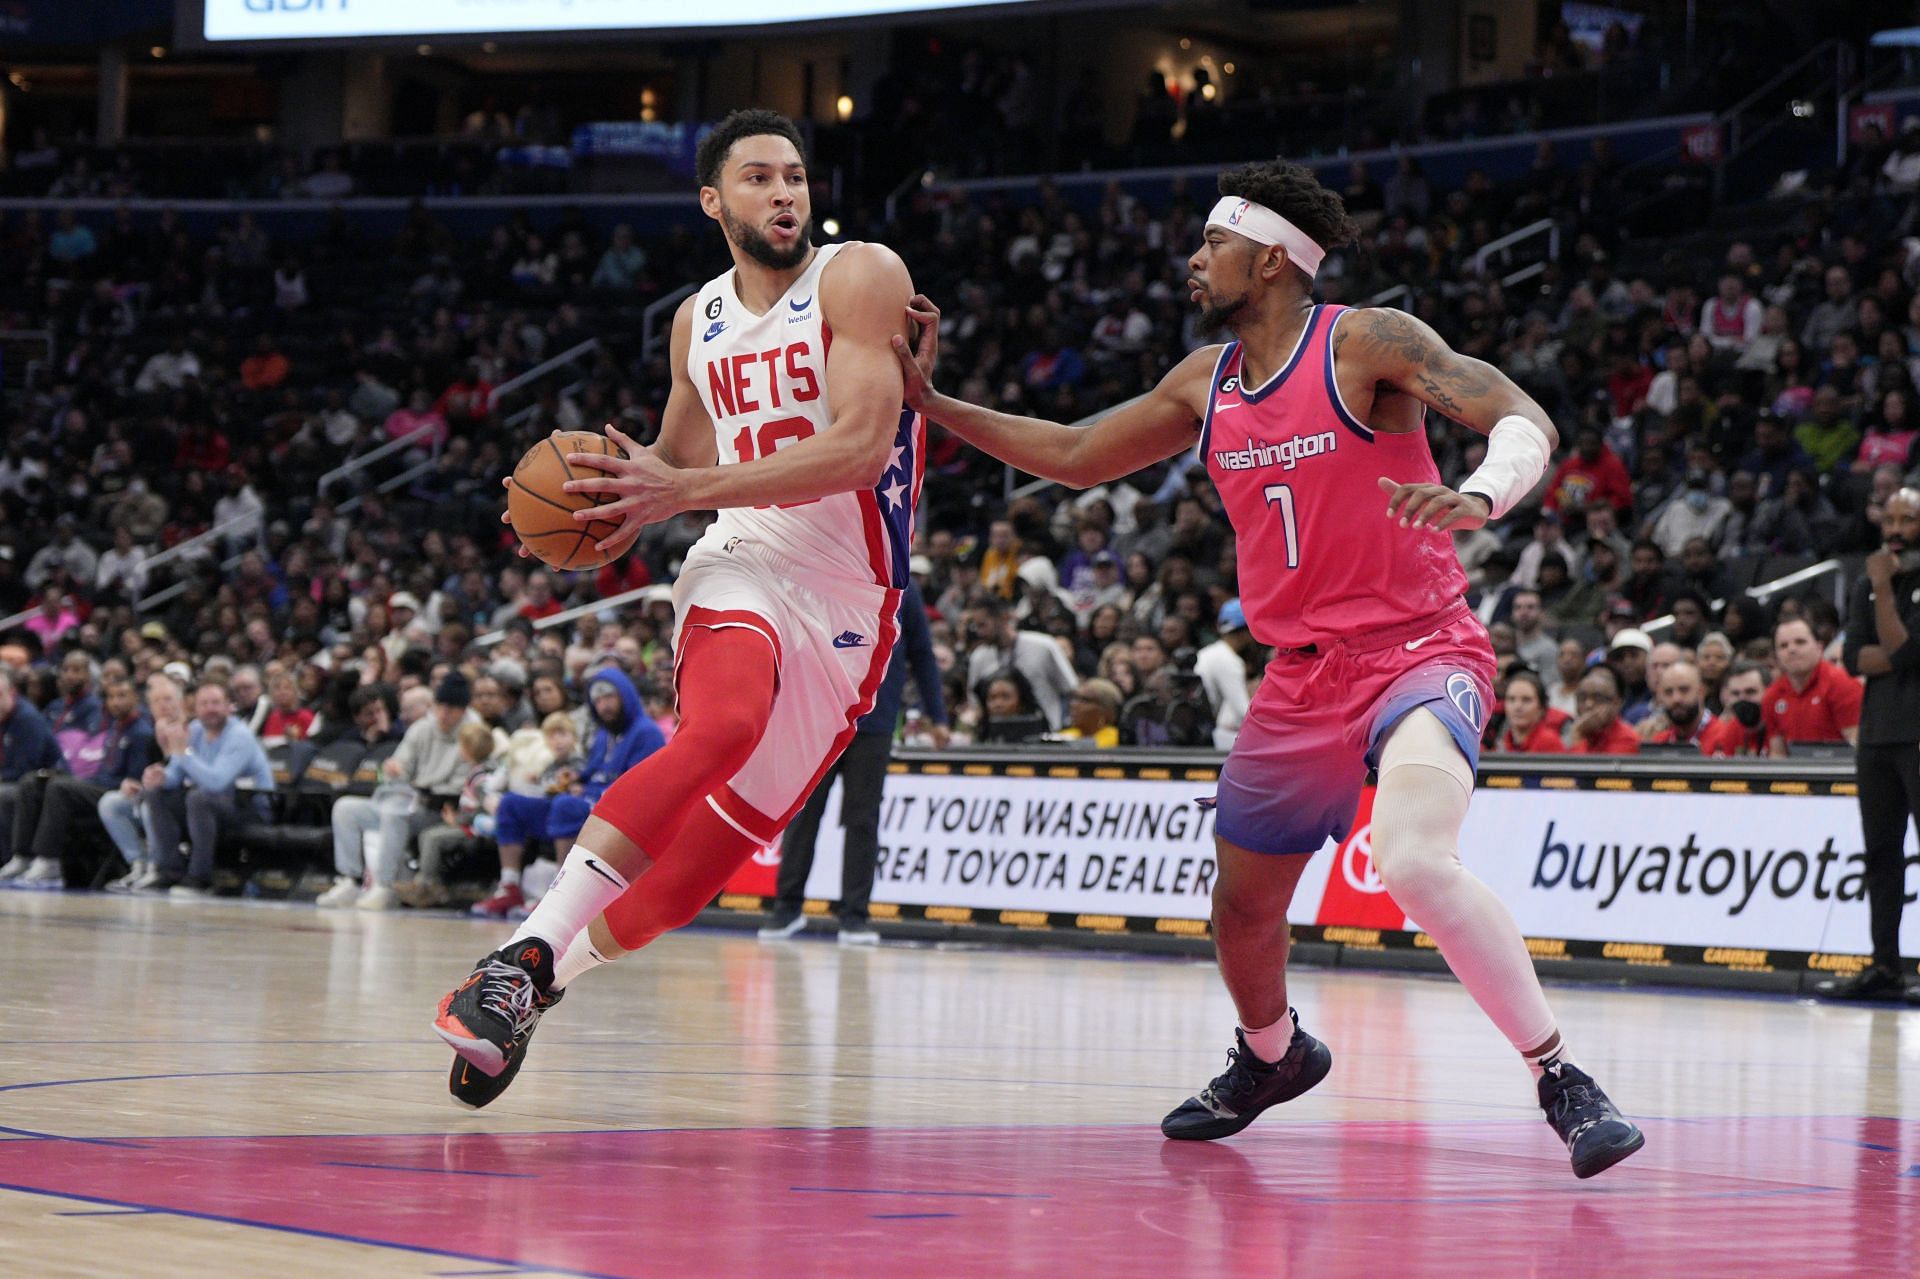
[732,416,818,508]
[1263,484,1300,570]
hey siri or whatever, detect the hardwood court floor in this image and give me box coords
[1,890,1915,1279]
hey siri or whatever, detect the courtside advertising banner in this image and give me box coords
[741,769,1919,959]
[202,0,1047,41]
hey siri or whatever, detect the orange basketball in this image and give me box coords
[506,431,630,571]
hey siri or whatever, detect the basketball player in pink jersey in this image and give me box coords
[893,160,1642,1179]
[432,110,924,1106]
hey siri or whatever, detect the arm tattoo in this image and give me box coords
[1359,309,1494,418]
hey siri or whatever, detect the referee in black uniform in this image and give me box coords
[1828,488,1920,1002]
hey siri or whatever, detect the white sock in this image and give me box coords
[1524,1040,1578,1081]
[552,930,618,989]
[499,865,523,888]
[1240,1012,1293,1065]
[506,845,631,955]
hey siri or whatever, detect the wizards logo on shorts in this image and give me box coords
[1445,672,1484,730]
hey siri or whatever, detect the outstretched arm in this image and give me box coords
[1339,307,1560,531]
[893,294,1215,489]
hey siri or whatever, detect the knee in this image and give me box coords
[681,699,766,765]
[186,789,221,814]
[1368,816,1457,907]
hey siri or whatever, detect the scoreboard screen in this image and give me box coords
[197,0,1049,42]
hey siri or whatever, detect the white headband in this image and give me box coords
[1206,196,1325,279]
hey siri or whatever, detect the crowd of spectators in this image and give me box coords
[0,112,1910,898]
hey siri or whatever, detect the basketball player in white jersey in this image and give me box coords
[433,109,924,1106]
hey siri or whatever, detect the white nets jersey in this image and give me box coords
[687,242,925,589]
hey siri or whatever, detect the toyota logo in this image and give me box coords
[1341,823,1386,895]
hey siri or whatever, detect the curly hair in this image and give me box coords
[695,109,808,189]
[1216,160,1359,256]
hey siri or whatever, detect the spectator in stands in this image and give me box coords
[1700,661,1770,757]
[1506,588,1558,675]
[1801,265,1857,355]
[1763,617,1861,755]
[18,677,153,888]
[1795,386,1861,475]
[1621,541,1676,620]
[1740,413,1813,499]
[1606,628,1655,725]
[229,665,267,736]
[239,334,290,392]
[26,515,99,592]
[1646,470,1732,558]
[471,672,529,735]
[134,332,202,393]
[1701,271,1762,351]
[402,719,504,910]
[140,681,273,898]
[1668,590,1711,649]
[0,668,66,880]
[1748,467,1842,555]
[975,668,1048,744]
[1547,637,1587,716]
[979,519,1022,600]
[1056,679,1123,747]
[1514,511,1578,590]
[1569,663,1640,755]
[1824,488,1920,999]
[320,671,474,911]
[1543,427,1633,519]
[102,672,185,892]
[1696,632,1735,710]
[1195,599,1253,750]
[1491,669,1566,753]
[471,666,660,918]
[259,669,315,746]
[965,594,1077,729]
[591,224,647,291]
[1643,661,1713,749]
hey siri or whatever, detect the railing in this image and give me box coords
[1641,558,1846,637]
[1471,218,1558,281]
[1366,283,1412,309]
[883,167,933,226]
[1712,39,1850,202]
[315,421,443,502]
[472,582,671,649]
[491,338,600,406]
[0,330,53,392]
[642,284,697,362]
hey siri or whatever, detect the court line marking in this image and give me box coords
[0,1181,629,1279]
[318,1161,540,1179]
[791,1185,1052,1199]
[0,1123,149,1150]
[870,1212,961,1219]
[52,1208,157,1216]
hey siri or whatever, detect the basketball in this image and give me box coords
[507,431,629,571]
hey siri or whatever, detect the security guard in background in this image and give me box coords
[1828,488,1920,1003]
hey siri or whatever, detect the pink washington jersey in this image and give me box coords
[1200,303,1469,650]
[688,242,927,590]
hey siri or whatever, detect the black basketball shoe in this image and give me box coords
[1538,1058,1644,1179]
[1161,1009,1333,1140]
[448,982,563,1110]
[433,937,557,1078]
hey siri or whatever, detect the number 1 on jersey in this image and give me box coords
[1263,483,1300,569]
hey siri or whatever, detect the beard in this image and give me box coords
[720,203,812,270]
[1197,291,1250,331]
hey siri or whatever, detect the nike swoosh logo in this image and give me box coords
[1404,629,1445,651]
[790,296,812,311]
[583,858,620,886]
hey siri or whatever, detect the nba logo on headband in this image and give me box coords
[1227,201,1249,226]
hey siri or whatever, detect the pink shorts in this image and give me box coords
[1214,605,1494,856]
